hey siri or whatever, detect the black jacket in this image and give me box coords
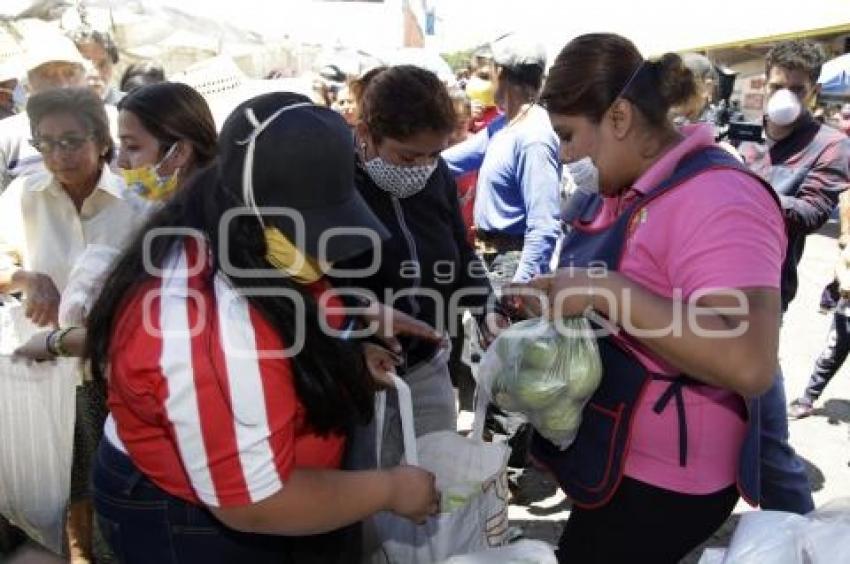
[741,117,850,309]
[335,159,495,367]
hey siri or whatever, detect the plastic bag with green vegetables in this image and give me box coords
[478,317,602,449]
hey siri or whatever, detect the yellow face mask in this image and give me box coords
[122,166,180,201]
[120,144,181,202]
[264,227,328,284]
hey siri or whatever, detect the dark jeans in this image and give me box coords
[557,477,738,564]
[803,311,850,401]
[92,440,360,564]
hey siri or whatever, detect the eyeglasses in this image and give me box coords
[29,135,92,154]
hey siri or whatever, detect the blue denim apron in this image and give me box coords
[531,147,780,508]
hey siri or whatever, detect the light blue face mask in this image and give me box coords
[11,82,26,112]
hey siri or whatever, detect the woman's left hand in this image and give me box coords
[362,342,402,389]
[479,312,510,348]
[361,302,445,354]
[507,268,621,319]
[12,331,55,362]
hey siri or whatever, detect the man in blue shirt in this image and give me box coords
[443,34,561,482]
[444,34,562,286]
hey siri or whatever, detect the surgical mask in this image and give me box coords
[264,226,328,284]
[11,82,26,112]
[562,157,603,223]
[364,156,438,199]
[567,157,600,194]
[120,144,181,201]
[766,88,802,127]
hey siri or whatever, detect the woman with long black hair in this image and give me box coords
[84,93,439,563]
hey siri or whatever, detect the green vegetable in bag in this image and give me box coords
[480,317,602,450]
[520,340,559,371]
[539,398,583,435]
[514,367,566,408]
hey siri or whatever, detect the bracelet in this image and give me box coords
[53,326,77,357]
[45,329,61,356]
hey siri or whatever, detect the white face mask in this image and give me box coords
[11,82,26,112]
[364,156,438,199]
[567,157,600,194]
[766,88,802,127]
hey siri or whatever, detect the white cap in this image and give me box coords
[23,34,86,73]
[0,59,22,82]
[0,29,23,81]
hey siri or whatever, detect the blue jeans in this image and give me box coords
[759,372,815,514]
[92,440,360,563]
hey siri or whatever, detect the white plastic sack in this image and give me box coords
[477,318,602,449]
[58,244,121,327]
[365,375,511,563]
[0,299,77,554]
[441,539,557,563]
[699,500,850,564]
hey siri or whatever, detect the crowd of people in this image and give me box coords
[0,21,849,564]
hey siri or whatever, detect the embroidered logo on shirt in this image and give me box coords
[627,207,649,237]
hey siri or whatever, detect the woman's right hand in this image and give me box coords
[12,331,54,362]
[386,466,440,524]
[19,271,60,327]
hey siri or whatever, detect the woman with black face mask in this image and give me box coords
[337,65,507,471]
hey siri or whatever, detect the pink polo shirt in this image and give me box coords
[586,124,786,495]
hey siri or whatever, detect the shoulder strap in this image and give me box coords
[638,146,781,212]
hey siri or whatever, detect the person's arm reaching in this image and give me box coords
[781,138,850,235]
[513,141,562,282]
[442,115,505,177]
[210,466,438,536]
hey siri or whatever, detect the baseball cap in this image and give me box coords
[219,92,389,263]
[23,34,86,73]
[491,33,547,72]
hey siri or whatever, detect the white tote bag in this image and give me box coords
[440,539,557,563]
[366,375,511,563]
[0,298,78,554]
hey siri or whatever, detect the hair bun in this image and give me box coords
[651,53,697,108]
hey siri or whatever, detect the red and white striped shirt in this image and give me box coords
[107,238,346,507]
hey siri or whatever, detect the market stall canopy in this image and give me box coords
[431,0,849,60]
[819,53,850,98]
[383,47,454,84]
[171,55,314,130]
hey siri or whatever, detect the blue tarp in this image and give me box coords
[819,53,850,97]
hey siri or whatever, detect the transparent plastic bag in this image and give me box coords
[478,318,602,449]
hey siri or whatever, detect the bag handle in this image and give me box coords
[374,374,419,468]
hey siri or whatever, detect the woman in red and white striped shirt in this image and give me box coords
[84,93,440,563]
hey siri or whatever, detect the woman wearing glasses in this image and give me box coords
[0,87,141,325]
[11,82,218,361]
[0,87,142,562]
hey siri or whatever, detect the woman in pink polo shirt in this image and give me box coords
[514,34,786,563]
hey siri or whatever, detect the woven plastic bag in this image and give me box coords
[0,298,77,554]
[365,375,511,563]
[477,318,602,449]
[441,539,557,563]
